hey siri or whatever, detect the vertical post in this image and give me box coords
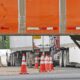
[42,36,45,54]
[13,53,15,66]
[18,0,26,34]
[26,52,28,65]
[32,36,34,52]
[11,54,13,66]
[49,36,54,56]
[59,0,66,34]
[2,36,5,49]
[0,56,2,67]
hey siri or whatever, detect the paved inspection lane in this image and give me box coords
[0,67,80,80]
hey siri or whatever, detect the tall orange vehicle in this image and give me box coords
[66,0,80,34]
[0,0,80,34]
[0,0,18,34]
[26,0,59,34]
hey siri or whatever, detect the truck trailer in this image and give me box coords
[9,36,34,66]
[0,49,11,66]
[53,36,80,67]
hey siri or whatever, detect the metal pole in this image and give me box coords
[59,0,66,34]
[2,36,5,49]
[18,0,26,34]
[32,36,34,52]
[42,36,45,54]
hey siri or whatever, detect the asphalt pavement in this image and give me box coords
[0,67,80,80]
[0,72,80,80]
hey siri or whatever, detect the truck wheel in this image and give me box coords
[63,51,67,67]
[7,62,11,66]
[59,52,64,67]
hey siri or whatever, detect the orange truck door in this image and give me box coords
[26,0,59,35]
[0,0,18,34]
[66,0,80,34]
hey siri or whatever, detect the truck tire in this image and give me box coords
[7,62,11,66]
[59,52,64,67]
[63,51,67,67]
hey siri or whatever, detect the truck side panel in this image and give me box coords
[10,36,33,51]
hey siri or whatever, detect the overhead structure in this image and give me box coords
[0,0,80,35]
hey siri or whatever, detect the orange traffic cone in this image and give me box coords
[40,53,45,72]
[34,56,39,69]
[20,54,28,74]
[49,56,54,71]
[45,54,49,72]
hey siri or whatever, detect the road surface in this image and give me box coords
[0,73,80,80]
[0,67,80,80]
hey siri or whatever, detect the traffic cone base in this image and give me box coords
[49,64,54,71]
[40,64,45,72]
[45,64,49,72]
[35,63,38,69]
[39,53,45,72]
[20,65,27,74]
[34,56,39,69]
[49,56,54,72]
[45,55,50,72]
[20,54,28,74]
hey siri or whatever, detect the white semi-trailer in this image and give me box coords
[53,36,80,67]
[10,36,33,51]
[34,36,50,52]
[9,36,34,66]
[0,49,11,66]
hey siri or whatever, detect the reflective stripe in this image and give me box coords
[40,59,45,64]
[22,56,25,61]
[22,62,26,65]
[22,56,26,61]
[47,27,53,30]
[22,60,26,62]
[49,57,53,64]
[49,61,53,64]
[40,56,44,60]
[76,26,80,30]
[40,61,44,64]
[45,56,49,64]
[27,27,55,30]
[40,56,45,64]
[45,59,48,63]
[35,58,38,63]
[27,27,40,30]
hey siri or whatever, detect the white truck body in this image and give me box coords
[9,36,33,66]
[58,36,80,67]
[0,49,11,66]
[10,36,33,51]
[60,36,80,64]
[60,36,76,48]
[69,47,80,64]
[34,36,50,51]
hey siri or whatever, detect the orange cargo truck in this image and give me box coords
[66,0,80,34]
[0,0,18,34]
[26,0,59,35]
[0,0,80,35]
